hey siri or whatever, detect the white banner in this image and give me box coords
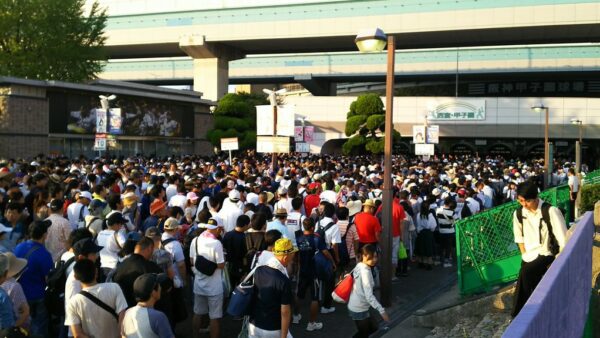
[257,136,290,153]
[427,98,486,120]
[415,143,434,155]
[220,137,239,151]
[96,109,107,134]
[256,105,295,136]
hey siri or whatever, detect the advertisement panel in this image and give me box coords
[413,126,426,144]
[303,126,314,142]
[54,92,193,137]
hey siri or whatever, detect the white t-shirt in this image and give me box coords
[190,234,224,296]
[285,211,305,248]
[65,283,128,338]
[319,190,337,204]
[168,194,187,209]
[67,202,89,229]
[316,217,342,249]
[60,251,76,276]
[568,175,580,193]
[161,233,184,288]
[64,270,82,337]
[96,228,127,269]
[217,204,243,233]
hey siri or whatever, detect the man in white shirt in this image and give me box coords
[161,217,186,288]
[189,218,225,338]
[96,212,128,276]
[274,187,292,214]
[567,168,579,221]
[315,201,341,314]
[165,176,179,203]
[217,190,243,233]
[66,191,92,229]
[64,238,103,337]
[168,184,187,210]
[285,197,306,247]
[511,181,567,317]
[65,259,128,338]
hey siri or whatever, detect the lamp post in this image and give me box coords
[570,118,583,174]
[98,94,116,158]
[263,88,287,172]
[531,104,549,188]
[356,28,394,307]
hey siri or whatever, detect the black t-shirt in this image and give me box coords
[222,230,246,267]
[296,233,327,279]
[251,265,292,331]
[112,253,162,307]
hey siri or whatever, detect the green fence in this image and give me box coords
[455,170,598,295]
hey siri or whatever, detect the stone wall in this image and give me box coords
[0,87,49,159]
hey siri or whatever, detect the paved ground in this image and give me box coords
[174,262,457,338]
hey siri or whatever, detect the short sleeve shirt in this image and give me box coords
[251,266,292,331]
[190,234,225,296]
[65,283,128,338]
[97,229,127,269]
[353,212,382,244]
[122,305,174,338]
[0,287,15,329]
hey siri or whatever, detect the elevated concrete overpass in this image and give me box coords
[100,44,600,95]
[96,0,600,99]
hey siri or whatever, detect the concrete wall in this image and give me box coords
[502,212,595,338]
[284,95,600,153]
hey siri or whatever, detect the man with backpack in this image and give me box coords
[65,259,128,338]
[295,218,333,332]
[315,201,340,314]
[62,238,103,337]
[96,212,128,277]
[511,181,567,317]
[14,220,53,337]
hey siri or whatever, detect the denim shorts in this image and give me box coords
[348,309,370,321]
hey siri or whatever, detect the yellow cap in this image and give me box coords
[273,238,298,256]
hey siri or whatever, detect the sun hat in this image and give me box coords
[2,252,26,278]
[273,238,298,256]
[346,200,363,217]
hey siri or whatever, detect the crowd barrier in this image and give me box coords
[456,169,600,295]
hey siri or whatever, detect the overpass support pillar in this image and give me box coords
[179,35,244,101]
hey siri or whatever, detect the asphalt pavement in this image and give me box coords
[174,262,457,338]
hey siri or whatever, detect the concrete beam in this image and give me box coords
[294,74,335,96]
[179,35,245,101]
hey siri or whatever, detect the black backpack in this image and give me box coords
[45,257,76,316]
[516,202,560,256]
[315,221,335,240]
[461,201,472,219]
[183,227,203,275]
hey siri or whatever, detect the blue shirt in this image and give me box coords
[0,287,15,329]
[266,220,290,239]
[14,240,53,301]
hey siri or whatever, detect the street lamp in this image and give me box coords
[262,88,287,172]
[356,27,394,307]
[531,104,549,188]
[570,118,583,174]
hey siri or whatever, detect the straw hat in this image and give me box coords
[347,200,363,217]
[3,252,27,279]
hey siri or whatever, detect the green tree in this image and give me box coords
[343,93,400,155]
[207,92,268,150]
[0,0,107,82]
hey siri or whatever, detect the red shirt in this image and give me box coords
[304,194,321,216]
[354,212,382,244]
[376,199,406,238]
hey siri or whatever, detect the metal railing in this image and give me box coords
[456,169,600,295]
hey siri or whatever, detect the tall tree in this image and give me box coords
[343,93,400,155]
[207,92,268,150]
[0,0,107,82]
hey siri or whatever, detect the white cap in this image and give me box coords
[228,190,240,201]
[79,191,92,201]
[299,178,308,185]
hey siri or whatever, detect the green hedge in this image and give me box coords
[580,183,600,212]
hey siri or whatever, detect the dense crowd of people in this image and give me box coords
[0,151,587,338]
